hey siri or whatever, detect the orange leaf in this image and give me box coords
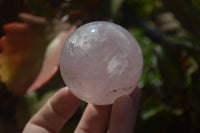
[0,13,76,96]
[27,27,76,94]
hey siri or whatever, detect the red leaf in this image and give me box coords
[0,13,76,96]
[27,27,76,94]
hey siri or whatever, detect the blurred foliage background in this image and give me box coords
[0,0,200,132]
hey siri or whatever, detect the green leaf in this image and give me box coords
[131,28,162,88]
[156,45,185,89]
[16,89,56,129]
[141,96,166,120]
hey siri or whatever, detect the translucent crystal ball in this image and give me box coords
[60,21,143,105]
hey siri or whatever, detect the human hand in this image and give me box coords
[23,87,141,133]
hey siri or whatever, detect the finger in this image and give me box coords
[129,86,141,125]
[23,87,80,133]
[75,104,112,133]
[108,87,141,133]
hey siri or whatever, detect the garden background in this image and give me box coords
[0,0,200,132]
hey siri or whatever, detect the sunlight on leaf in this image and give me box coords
[131,28,162,88]
[0,13,75,96]
[27,26,76,94]
[0,21,48,95]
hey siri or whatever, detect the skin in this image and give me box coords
[23,86,141,133]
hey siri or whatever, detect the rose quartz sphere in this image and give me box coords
[60,21,143,105]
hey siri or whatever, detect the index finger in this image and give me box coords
[23,87,80,133]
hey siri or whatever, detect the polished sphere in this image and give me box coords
[60,21,143,105]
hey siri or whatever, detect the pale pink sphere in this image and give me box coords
[60,21,143,105]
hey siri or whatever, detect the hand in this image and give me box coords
[23,87,141,133]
